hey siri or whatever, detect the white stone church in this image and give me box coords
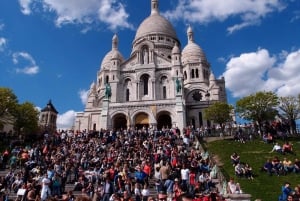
[75,0,227,132]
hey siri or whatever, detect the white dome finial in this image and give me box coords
[187,25,194,43]
[151,0,159,15]
[112,33,118,50]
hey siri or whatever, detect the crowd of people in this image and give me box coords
[1,120,296,201]
[0,126,228,201]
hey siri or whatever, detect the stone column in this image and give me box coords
[100,98,109,130]
[175,94,186,133]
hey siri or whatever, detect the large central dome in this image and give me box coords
[135,14,177,40]
[134,0,178,41]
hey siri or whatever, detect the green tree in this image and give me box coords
[0,87,18,129]
[236,91,279,134]
[204,102,234,133]
[278,95,300,135]
[13,102,40,138]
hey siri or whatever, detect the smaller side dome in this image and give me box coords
[182,26,207,64]
[101,34,124,69]
[172,42,180,54]
[209,71,216,81]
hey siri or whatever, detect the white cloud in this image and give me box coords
[12,52,40,75]
[19,0,33,15]
[267,50,300,96]
[164,0,285,33]
[79,89,89,105]
[15,66,39,74]
[56,110,76,130]
[223,48,300,98]
[19,0,133,31]
[0,37,7,52]
[97,0,132,30]
[227,20,260,34]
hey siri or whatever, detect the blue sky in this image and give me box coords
[0,0,300,129]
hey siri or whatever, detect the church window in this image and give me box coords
[191,69,195,78]
[163,86,167,99]
[196,69,199,78]
[105,75,109,84]
[113,75,115,80]
[176,70,178,76]
[159,36,164,40]
[150,36,156,40]
[184,71,187,80]
[141,74,149,95]
[126,89,130,101]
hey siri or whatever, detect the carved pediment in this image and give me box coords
[121,54,137,71]
[155,54,171,67]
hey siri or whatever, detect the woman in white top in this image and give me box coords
[141,184,150,201]
[154,162,161,180]
[40,174,51,201]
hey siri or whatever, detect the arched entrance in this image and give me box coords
[135,113,149,129]
[113,114,127,130]
[157,112,172,130]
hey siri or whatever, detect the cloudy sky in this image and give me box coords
[0,0,299,129]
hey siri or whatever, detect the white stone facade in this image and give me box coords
[75,0,227,132]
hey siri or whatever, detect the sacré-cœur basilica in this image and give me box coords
[74,0,227,133]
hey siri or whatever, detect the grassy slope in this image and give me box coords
[206,137,300,201]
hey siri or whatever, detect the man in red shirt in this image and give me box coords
[142,160,151,185]
[283,141,295,155]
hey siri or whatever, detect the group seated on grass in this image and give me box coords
[261,156,300,176]
[270,141,296,155]
[230,152,254,179]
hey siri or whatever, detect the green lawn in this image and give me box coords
[205,137,300,201]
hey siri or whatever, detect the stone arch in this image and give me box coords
[124,78,132,102]
[142,45,149,64]
[111,111,129,130]
[130,109,156,129]
[140,74,150,96]
[157,111,172,130]
[186,87,207,102]
[134,112,149,129]
[132,39,155,59]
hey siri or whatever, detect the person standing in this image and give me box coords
[40,174,51,201]
[102,176,114,201]
[180,163,190,190]
[278,182,292,201]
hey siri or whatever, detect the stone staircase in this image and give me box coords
[0,169,159,201]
